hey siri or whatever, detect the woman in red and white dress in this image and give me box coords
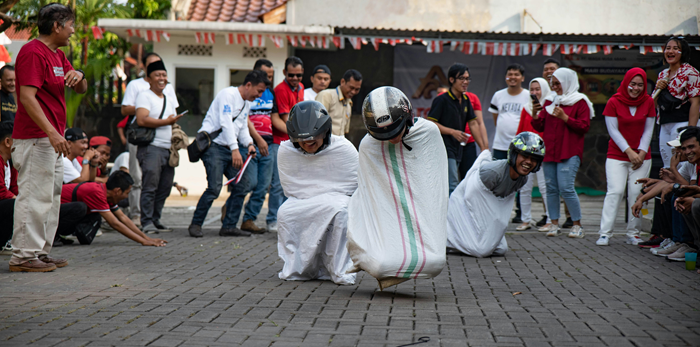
[596,68,656,246]
[654,36,700,168]
[515,77,552,231]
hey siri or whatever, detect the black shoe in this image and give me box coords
[562,217,574,229]
[638,235,664,248]
[536,215,547,227]
[511,216,523,224]
[188,224,203,238]
[219,227,251,237]
[153,221,173,232]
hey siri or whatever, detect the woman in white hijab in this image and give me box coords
[515,77,552,231]
[531,68,593,239]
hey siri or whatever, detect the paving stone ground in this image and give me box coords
[1,196,699,347]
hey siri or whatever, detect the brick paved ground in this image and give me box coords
[1,196,699,347]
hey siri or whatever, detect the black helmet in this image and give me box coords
[507,132,546,172]
[286,100,332,153]
[362,86,413,141]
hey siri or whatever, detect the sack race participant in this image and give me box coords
[347,87,448,290]
[276,101,358,285]
[447,132,545,257]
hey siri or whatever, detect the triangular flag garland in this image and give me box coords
[100,29,699,56]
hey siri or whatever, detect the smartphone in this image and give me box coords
[178,110,189,116]
[676,187,691,197]
[530,94,538,101]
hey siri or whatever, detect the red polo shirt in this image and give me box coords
[463,92,481,144]
[12,39,74,139]
[273,80,304,145]
[61,182,116,213]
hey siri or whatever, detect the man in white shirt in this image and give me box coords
[120,52,179,226]
[134,61,183,234]
[188,70,268,238]
[489,64,530,160]
[62,127,99,184]
[303,65,331,101]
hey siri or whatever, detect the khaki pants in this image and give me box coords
[10,138,63,264]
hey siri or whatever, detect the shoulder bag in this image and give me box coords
[187,103,246,163]
[127,94,168,146]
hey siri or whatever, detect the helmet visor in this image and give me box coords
[366,116,406,141]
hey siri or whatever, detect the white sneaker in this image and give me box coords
[596,235,610,246]
[568,225,585,238]
[651,240,676,255]
[546,224,561,237]
[267,222,278,232]
[654,242,683,257]
[626,235,643,245]
[516,222,533,231]
[95,230,103,237]
[538,224,554,232]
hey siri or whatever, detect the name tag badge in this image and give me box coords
[53,67,64,77]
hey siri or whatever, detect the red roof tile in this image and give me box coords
[3,26,31,41]
[187,0,287,23]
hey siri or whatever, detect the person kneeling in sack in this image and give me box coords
[276,100,358,285]
[347,86,449,290]
[56,171,168,247]
[446,132,545,257]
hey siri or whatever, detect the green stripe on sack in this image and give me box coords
[388,143,418,278]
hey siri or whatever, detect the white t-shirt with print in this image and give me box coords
[489,88,531,151]
[62,156,83,183]
[135,90,177,149]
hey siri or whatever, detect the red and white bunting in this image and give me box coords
[370,38,381,51]
[268,35,284,48]
[298,36,308,47]
[126,29,134,37]
[332,36,344,49]
[347,37,362,50]
[541,44,560,56]
[618,44,633,50]
[602,45,612,55]
[579,45,598,54]
[640,45,663,54]
[162,32,170,42]
[425,40,443,53]
[226,33,265,47]
[560,44,581,55]
[91,26,105,40]
[286,35,298,47]
[194,32,216,44]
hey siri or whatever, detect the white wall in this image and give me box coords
[6,40,27,64]
[288,0,700,35]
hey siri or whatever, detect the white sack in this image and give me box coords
[347,118,448,289]
[277,135,358,285]
[446,150,512,258]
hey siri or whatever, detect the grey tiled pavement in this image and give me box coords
[1,196,699,347]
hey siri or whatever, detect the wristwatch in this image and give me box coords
[74,69,85,82]
[82,158,90,165]
[672,183,681,193]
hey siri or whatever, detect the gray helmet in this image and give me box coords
[507,132,545,172]
[362,86,413,141]
[286,100,332,153]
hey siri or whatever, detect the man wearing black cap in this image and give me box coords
[134,60,184,234]
[62,128,99,184]
[304,65,331,101]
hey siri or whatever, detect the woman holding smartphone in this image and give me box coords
[596,68,656,246]
[514,77,552,231]
[531,68,593,239]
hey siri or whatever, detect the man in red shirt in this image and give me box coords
[57,171,167,247]
[10,4,87,272]
[268,56,304,231]
[89,136,112,183]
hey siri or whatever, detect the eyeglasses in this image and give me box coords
[456,76,471,82]
[287,73,303,78]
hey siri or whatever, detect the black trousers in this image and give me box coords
[0,199,14,246]
[458,142,478,180]
[650,194,673,238]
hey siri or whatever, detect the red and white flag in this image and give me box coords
[370,38,381,51]
[195,32,215,44]
[579,45,598,54]
[286,35,298,47]
[91,26,105,40]
[161,31,170,42]
[541,44,560,56]
[268,35,284,48]
[298,36,308,47]
[332,36,344,49]
[145,30,156,42]
[640,45,663,54]
[126,29,134,37]
[426,40,443,53]
[347,37,362,50]
[602,45,613,55]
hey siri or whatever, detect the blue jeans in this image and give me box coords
[267,143,287,224]
[191,143,246,227]
[448,158,460,196]
[543,156,582,222]
[671,195,693,243]
[223,144,275,225]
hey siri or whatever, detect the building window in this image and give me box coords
[175,68,214,135]
[178,45,213,56]
[230,69,253,87]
